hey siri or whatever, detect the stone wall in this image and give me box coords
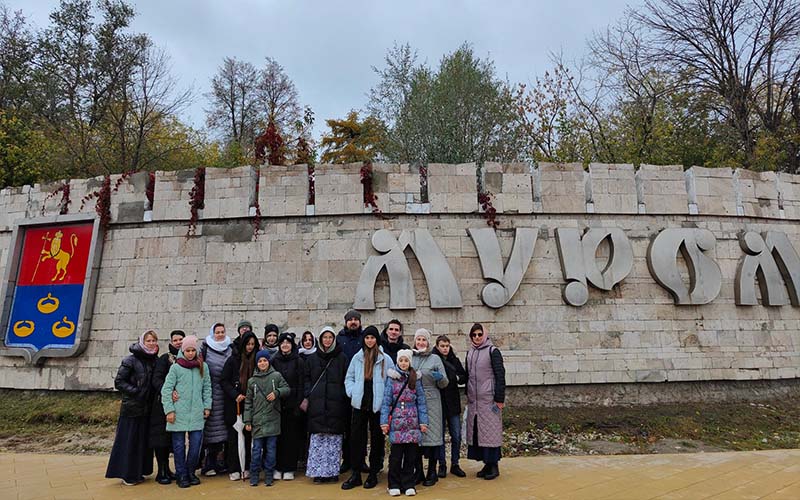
[1,163,799,393]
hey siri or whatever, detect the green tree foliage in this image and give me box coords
[370,43,522,165]
[320,111,383,163]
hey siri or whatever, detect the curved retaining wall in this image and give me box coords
[0,162,799,396]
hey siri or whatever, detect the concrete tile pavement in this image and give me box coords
[2,449,799,500]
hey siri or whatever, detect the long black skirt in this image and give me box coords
[106,415,154,481]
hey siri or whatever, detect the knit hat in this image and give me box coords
[237,320,253,333]
[256,349,271,363]
[278,331,296,346]
[363,325,379,339]
[264,323,279,335]
[414,328,433,355]
[344,310,361,322]
[396,349,413,363]
[181,335,198,352]
[170,329,186,339]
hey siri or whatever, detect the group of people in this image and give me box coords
[105,310,506,496]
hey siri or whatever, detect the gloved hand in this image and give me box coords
[431,370,444,382]
[387,368,401,380]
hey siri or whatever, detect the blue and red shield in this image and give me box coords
[1,216,103,363]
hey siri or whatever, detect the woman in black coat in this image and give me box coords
[148,330,185,485]
[220,331,258,480]
[433,334,468,478]
[304,326,349,482]
[106,331,160,485]
[271,332,306,479]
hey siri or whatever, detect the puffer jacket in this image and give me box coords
[434,346,467,418]
[114,343,158,418]
[161,352,212,432]
[345,345,395,413]
[380,371,428,444]
[243,366,289,438]
[270,346,306,412]
[304,342,349,434]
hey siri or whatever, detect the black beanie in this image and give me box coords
[264,324,280,335]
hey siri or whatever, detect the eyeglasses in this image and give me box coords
[469,332,484,338]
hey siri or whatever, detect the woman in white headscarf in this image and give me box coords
[199,322,233,476]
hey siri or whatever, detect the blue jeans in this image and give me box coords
[250,436,277,483]
[171,430,203,480]
[438,414,461,466]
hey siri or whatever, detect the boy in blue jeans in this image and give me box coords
[244,350,289,486]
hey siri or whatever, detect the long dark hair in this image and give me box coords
[239,332,258,389]
[407,366,417,391]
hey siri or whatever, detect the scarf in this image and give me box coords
[177,357,201,369]
[205,324,232,352]
[139,331,159,356]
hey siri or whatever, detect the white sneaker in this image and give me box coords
[388,488,401,496]
[283,472,294,480]
[273,470,282,480]
[242,470,250,479]
[405,488,416,496]
[229,472,241,481]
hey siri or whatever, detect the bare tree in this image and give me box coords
[0,4,33,110]
[635,0,800,166]
[205,56,261,153]
[258,56,301,137]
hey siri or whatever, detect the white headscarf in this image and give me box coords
[205,323,232,352]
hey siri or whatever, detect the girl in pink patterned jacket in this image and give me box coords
[381,349,428,497]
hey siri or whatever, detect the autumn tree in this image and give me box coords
[205,56,260,162]
[320,111,383,163]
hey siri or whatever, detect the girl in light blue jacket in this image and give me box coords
[342,325,395,489]
[161,335,212,488]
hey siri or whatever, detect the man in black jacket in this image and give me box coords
[337,310,364,473]
[433,335,467,478]
[379,318,409,364]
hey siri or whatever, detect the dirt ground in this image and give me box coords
[0,390,798,456]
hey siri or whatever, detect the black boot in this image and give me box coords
[341,472,362,490]
[415,456,425,485]
[484,463,500,480]
[363,472,378,489]
[155,452,171,485]
[450,464,466,477]
[423,457,438,486]
[476,463,490,478]
[437,462,447,478]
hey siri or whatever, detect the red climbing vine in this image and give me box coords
[187,167,206,237]
[41,181,71,215]
[79,172,134,230]
[252,166,262,238]
[419,163,429,203]
[478,191,499,228]
[360,161,383,217]
[146,171,156,211]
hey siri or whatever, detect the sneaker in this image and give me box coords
[121,479,137,486]
[242,470,250,479]
[229,472,241,481]
[388,488,401,496]
[273,470,282,480]
[283,472,294,480]
[250,480,259,487]
[202,467,217,477]
[405,488,417,496]
[265,478,274,487]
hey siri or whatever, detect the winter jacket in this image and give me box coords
[412,351,448,447]
[200,341,233,444]
[379,329,410,364]
[243,367,289,439]
[304,343,349,434]
[220,332,259,426]
[345,346,395,413]
[433,347,467,418]
[161,353,212,432]
[270,347,306,412]
[337,327,363,361]
[465,338,506,448]
[149,346,179,447]
[380,372,429,444]
[114,343,158,418]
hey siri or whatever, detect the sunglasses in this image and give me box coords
[469,332,484,338]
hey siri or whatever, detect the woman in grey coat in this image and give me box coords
[411,328,448,487]
[200,322,234,476]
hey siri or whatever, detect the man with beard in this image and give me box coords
[379,319,409,364]
[337,310,364,473]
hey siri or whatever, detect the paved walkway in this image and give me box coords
[3,449,799,500]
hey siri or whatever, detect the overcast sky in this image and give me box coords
[9,0,642,140]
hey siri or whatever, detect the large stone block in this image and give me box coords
[28,181,68,218]
[260,165,309,217]
[635,164,688,214]
[538,162,586,213]
[589,163,637,214]
[778,172,800,219]
[687,166,737,216]
[0,185,32,231]
[372,163,423,214]
[202,166,255,219]
[735,169,780,218]
[483,162,534,214]
[151,169,198,221]
[314,163,363,215]
[428,163,478,213]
